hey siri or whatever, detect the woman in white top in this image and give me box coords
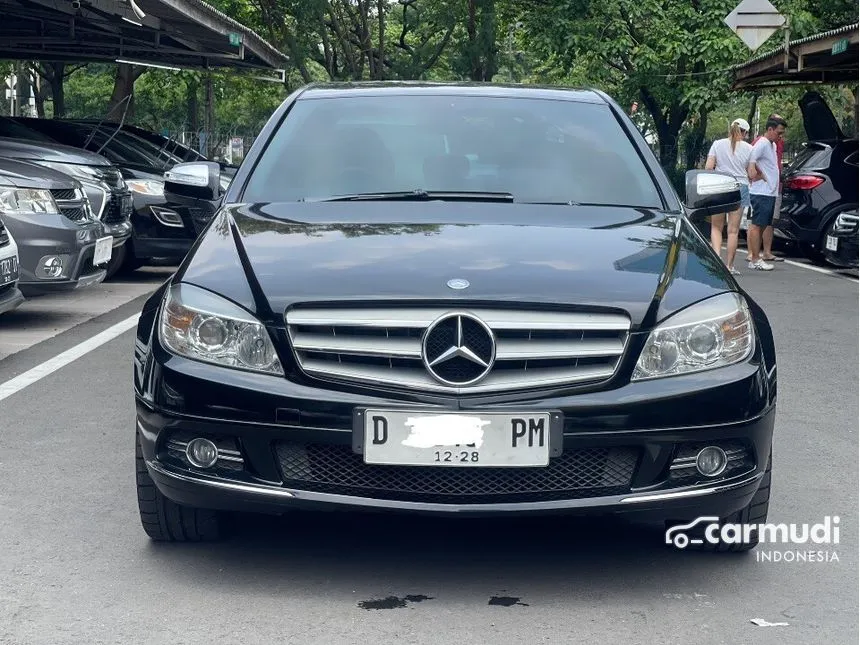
[705,118,752,275]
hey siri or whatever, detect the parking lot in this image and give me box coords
[0,255,856,645]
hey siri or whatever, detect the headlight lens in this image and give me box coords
[127,179,165,196]
[0,187,59,214]
[632,292,754,381]
[159,283,283,375]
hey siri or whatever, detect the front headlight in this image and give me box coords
[0,187,59,214]
[632,292,754,381]
[127,179,165,196]
[159,283,283,375]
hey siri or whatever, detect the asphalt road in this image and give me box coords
[0,258,857,645]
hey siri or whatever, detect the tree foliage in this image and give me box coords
[0,0,854,165]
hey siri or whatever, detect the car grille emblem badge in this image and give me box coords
[421,313,496,386]
[446,278,470,290]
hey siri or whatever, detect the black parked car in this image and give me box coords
[0,132,132,278]
[133,83,776,550]
[822,208,858,268]
[0,157,112,294]
[9,118,214,273]
[775,91,858,265]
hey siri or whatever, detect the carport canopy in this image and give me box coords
[732,23,859,90]
[0,0,286,71]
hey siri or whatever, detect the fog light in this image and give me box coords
[186,438,219,469]
[696,446,728,477]
[40,256,64,278]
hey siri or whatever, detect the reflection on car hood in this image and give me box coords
[0,137,112,165]
[179,202,733,329]
[0,156,80,190]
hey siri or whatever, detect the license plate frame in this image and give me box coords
[0,255,18,285]
[825,235,838,251]
[93,236,114,266]
[353,408,563,467]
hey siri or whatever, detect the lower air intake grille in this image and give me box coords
[0,219,8,247]
[275,442,639,503]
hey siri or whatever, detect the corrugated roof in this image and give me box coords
[733,22,859,71]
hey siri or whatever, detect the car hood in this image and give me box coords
[0,156,79,190]
[179,202,733,330]
[0,136,112,165]
[799,91,845,142]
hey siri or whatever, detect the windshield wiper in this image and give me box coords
[301,190,515,203]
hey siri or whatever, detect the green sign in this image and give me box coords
[228,32,243,47]
[832,38,849,55]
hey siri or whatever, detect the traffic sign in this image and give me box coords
[228,32,243,47]
[724,0,786,52]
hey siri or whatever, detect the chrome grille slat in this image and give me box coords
[291,332,422,358]
[286,305,631,394]
[287,307,630,330]
[496,338,624,360]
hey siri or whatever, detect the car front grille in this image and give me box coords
[0,218,8,247]
[51,187,93,224]
[275,442,639,503]
[285,305,631,394]
[102,191,132,223]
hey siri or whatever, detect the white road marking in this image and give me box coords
[0,313,140,403]
[783,259,859,282]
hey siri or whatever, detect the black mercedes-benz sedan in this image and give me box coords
[133,83,777,550]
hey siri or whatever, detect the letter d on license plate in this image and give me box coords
[354,409,561,467]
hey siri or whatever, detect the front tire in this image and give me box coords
[136,434,222,542]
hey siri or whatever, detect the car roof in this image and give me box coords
[296,81,607,104]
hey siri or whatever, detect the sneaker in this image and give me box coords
[748,259,774,271]
[729,267,741,275]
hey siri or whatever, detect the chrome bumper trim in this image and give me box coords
[147,460,763,512]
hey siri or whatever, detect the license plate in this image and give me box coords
[93,236,113,266]
[0,255,18,285]
[826,235,838,251]
[355,409,560,467]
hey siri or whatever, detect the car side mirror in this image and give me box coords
[164,161,222,201]
[684,170,742,219]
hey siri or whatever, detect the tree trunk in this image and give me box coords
[466,0,496,81]
[29,69,46,118]
[49,63,66,118]
[377,0,385,80]
[747,93,759,132]
[685,106,709,170]
[186,75,200,135]
[107,63,137,121]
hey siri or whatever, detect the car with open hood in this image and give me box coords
[0,128,132,278]
[774,91,858,265]
[133,83,777,550]
[10,118,234,274]
[0,157,112,294]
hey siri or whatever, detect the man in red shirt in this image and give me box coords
[750,113,786,262]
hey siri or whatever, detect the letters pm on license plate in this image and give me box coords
[356,409,560,467]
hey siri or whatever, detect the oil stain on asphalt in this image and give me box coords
[358,595,435,610]
[488,596,529,607]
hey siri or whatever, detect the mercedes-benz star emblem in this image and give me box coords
[422,313,496,386]
[446,278,470,290]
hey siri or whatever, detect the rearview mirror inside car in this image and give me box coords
[684,170,741,219]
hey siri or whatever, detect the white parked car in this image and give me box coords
[0,220,24,315]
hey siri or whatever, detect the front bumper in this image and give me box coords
[7,217,108,295]
[824,232,859,268]
[136,341,777,521]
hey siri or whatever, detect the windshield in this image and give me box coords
[242,94,662,208]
